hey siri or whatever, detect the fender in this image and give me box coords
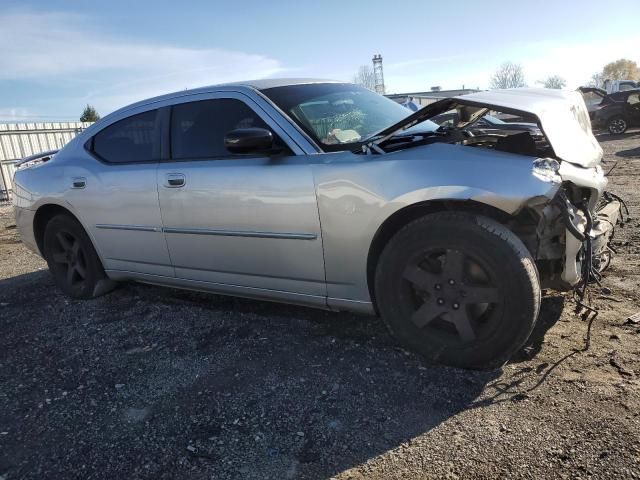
[314,143,560,305]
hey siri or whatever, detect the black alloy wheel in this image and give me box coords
[43,214,115,299]
[608,116,628,135]
[375,212,540,369]
[402,247,502,345]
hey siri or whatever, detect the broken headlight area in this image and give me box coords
[531,158,561,183]
[533,184,622,290]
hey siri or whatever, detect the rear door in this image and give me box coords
[69,108,173,277]
[156,92,326,298]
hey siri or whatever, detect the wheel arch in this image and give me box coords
[33,203,81,255]
[608,113,629,122]
[366,199,515,312]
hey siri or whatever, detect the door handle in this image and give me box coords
[72,177,86,189]
[165,173,186,188]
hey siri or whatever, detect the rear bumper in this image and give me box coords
[14,206,40,256]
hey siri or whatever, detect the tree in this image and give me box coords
[490,62,526,89]
[353,65,376,91]
[80,104,100,122]
[538,75,566,89]
[587,72,605,88]
[602,59,640,81]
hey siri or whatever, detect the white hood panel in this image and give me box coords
[455,88,603,168]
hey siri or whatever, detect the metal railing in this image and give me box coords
[0,160,16,203]
[0,122,92,201]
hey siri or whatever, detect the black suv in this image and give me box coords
[581,87,640,134]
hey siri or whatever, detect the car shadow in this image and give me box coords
[616,146,640,159]
[1,271,564,478]
[595,129,640,143]
[510,294,565,363]
[467,294,567,409]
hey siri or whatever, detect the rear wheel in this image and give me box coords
[607,116,628,134]
[43,214,115,299]
[375,212,540,369]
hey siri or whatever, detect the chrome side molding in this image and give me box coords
[96,224,317,240]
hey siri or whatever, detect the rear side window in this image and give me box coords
[93,110,159,163]
[170,99,270,159]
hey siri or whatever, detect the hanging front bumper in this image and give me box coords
[561,195,620,285]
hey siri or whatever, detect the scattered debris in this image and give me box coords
[598,295,623,303]
[625,312,640,325]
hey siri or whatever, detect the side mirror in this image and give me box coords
[224,128,274,154]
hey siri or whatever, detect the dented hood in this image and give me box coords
[373,88,603,168]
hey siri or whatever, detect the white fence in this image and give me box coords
[0,122,92,201]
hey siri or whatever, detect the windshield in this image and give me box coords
[262,83,437,150]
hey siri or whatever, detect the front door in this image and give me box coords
[156,93,326,298]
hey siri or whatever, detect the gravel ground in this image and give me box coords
[1,131,640,479]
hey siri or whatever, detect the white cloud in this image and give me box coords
[0,11,285,114]
[0,107,37,122]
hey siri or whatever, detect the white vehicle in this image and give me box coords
[604,79,639,94]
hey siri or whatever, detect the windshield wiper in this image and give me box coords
[360,131,435,154]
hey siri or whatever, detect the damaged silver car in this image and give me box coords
[12,80,620,368]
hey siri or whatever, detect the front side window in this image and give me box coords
[171,98,272,159]
[263,83,438,151]
[93,110,159,163]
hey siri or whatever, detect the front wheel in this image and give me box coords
[43,214,116,299]
[375,212,540,369]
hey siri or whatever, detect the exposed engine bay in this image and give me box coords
[365,93,624,294]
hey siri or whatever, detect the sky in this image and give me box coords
[1,0,639,122]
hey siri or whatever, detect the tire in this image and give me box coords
[43,214,116,299]
[375,212,540,369]
[607,116,628,135]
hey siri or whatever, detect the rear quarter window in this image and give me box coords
[92,110,159,163]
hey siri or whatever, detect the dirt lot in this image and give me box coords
[1,131,640,480]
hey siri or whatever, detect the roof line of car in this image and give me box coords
[106,79,340,121]
[88,82,339,143]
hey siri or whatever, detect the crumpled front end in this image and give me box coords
[529,161,620,289]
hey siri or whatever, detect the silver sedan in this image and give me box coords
[13,79,619,368]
